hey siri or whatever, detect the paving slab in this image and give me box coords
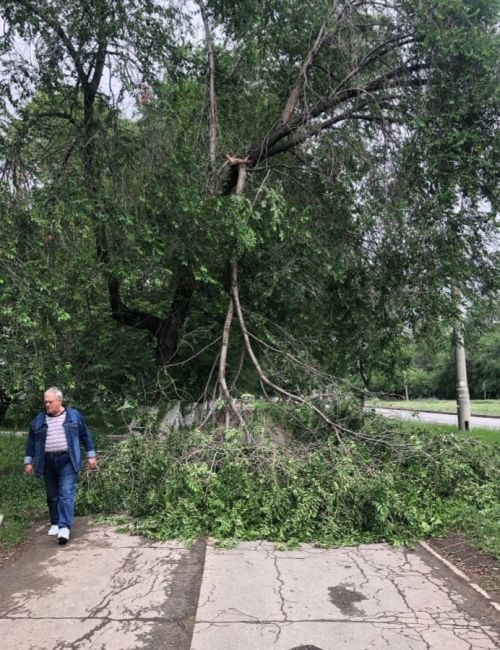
[0,518,205,650]
[1,519,499,650]
[191,540,500,650]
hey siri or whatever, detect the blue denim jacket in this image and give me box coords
[24,407,96,477]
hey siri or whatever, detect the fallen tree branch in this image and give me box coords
[230,257,345,446]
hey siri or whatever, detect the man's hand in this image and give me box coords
[23,463,34,476]
[87,457,97,470]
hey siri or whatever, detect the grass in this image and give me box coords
[482,576,500,592]
[397,420,500,445]
[0,432,25,471]
[458,504,500,560]
[0,434,46,550]
[369,398,500,417]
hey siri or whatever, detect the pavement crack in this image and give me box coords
[272,549,288,622]
[346,548,370,591]
[388,567,416,614]
[198,582,216,611]
[52,618,109,649]
[85,548,145,618]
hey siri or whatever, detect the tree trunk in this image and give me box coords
[154,269,196,366]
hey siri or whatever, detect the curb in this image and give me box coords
[419,540,500,613]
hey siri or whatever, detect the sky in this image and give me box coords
[0,1,203,120]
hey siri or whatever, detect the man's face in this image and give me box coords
[44,392,63,415]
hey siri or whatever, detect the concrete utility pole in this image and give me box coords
[453,288,471,431]
[454,327,471,430]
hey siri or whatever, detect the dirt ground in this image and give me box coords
[0,523,42,570]
[428,533,500,603]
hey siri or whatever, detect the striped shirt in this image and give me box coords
[44,411,68,453]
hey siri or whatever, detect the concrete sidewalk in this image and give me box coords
[0,518,205,649]
[0,519,498,649]
[192,541,500,649]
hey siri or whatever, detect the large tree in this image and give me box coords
[0,0,498,409]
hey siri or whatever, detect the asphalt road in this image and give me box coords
[374,407,500,430]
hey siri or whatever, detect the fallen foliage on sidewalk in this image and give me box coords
[76,409,500,558]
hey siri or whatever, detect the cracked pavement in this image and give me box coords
[0,518,205,649]
[0,520,498,649]
[191,541,500,650]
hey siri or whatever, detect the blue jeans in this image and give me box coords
[43,452,77,529]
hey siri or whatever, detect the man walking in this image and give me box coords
[23,387,96,545]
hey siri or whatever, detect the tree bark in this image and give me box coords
[199,2,217,168]
[219,296,234,400]
[155,269,196,366]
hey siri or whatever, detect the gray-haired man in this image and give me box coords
[23,387,96,544]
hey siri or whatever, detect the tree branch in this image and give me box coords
[331,34,416,96]
[12,0,90,86]
[244,69,426,168]
[280,22,328,126]
[218,294,234,401]
[27,111,77,124]
[230,257,345,445]
[199,2,218,168]
[88,39,108,101]
[108,277,162,334]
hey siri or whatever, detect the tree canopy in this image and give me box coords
[0,0,498,416]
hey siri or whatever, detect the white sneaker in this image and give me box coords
[48,525,59,536]
[57,527,70,545]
